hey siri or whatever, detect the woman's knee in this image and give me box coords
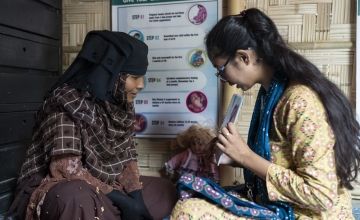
[45,179,95,203]
[141,176,178,220]
[40,180,106,219]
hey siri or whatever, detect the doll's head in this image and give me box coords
[176,124,216,154]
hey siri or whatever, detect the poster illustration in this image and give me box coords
[112,0,221,137]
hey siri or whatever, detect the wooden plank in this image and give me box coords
[0,178,17,195]
[38,0,61,9]
[0,112,35,144]
[0,33,59,71]
[0,192,13,215]
[0,0,60,39]
[0,143,27,183]
[0,73,58,104]
[0,103,41,113]
[0,25,59,47]
[0,143,27,213]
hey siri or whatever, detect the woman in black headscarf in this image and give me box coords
[8,30,177,220]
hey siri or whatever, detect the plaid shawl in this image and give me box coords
[19,75,137,184]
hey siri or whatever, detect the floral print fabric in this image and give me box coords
[266,85,353,219]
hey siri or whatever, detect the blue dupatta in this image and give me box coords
[177,79,294,219]
[245,79,294,218]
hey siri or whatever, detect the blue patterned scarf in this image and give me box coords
[245,79,294,218]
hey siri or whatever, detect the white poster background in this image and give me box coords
[112,0,221,137]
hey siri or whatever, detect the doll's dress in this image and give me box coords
[165,148,219,182]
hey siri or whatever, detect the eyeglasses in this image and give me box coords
[215,56,231,82]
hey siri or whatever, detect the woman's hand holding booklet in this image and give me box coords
[215,94,243,165]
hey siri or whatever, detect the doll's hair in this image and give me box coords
[175,124,215,149]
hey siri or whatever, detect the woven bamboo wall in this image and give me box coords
[63,0,110,70]
[62,0,356,179]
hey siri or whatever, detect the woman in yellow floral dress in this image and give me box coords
[171,8,360,220]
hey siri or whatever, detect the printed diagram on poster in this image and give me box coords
[112,0,221,137]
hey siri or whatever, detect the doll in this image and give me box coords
[164,124,219,183]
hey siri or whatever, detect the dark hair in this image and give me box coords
[206,8,360,189]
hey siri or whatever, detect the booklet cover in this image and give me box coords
[215,94,244,165]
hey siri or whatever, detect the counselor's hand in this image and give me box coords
[216,122,271,180]
[216,122,252,166]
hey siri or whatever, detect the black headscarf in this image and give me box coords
[52,30,148,104]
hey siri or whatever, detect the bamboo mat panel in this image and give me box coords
[63,0,110,70]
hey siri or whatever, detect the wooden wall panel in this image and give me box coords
[0,144,27,185]
[0,0,62,215]
[0,74,57,104]
[0,34,59,72]
[0,194,13,216]
[39,0,61,8]
[0,112,36,145]
[0,144,28,215]
[0,0,61,39]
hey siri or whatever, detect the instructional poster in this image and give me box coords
[112,0,221,137]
